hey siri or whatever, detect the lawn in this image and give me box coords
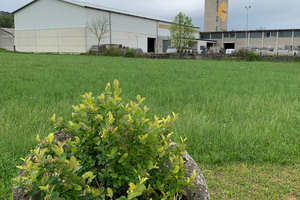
[0,49,299,199]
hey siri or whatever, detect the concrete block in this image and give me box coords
[15,30,37,38]
[37,29,58,38]
[37,38,58,46]
[58,37,86,46]
[37,45,59,52]
[58,28,86,37]
[15,38,37,46]
[16,46,37,52]
[59,45,86,53]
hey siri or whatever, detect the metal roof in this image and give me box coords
[13,0,173,23]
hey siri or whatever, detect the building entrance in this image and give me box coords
[224,43,235,49]
[148,38,155,52]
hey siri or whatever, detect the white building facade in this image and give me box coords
[14,0,200,53]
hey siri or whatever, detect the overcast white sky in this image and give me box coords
[1,0,299,31]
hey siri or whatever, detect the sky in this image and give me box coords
[0,0,299,31]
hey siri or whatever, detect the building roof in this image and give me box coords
[13,0,173,24]
[0,28,15,35]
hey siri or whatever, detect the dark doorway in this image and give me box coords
[224,43,235,49]
[207,42,214,49]
[148,38,155,52]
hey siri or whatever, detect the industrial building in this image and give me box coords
[200,29,300,52]
[13,0,199,53]
[204,0,228,32]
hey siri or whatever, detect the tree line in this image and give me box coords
[0,15,14,28]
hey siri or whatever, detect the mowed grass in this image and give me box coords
[0,49,299,199]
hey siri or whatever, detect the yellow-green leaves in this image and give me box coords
[35,134,41,142]
[73,184,82,191]
[70,156,79,170]
[107,111,115,124]
[136,95,146,104]
[118,153,128,163]
[127,176,148,200]
[47,133,54,143]
[39,185,49,191]
[49,113,56,122]
[191,169,196,180]
[97,114,103,121]
[51,141,66,156]
[105,82,111,93]
[82,171,93,180]
[147,160,153,170]
[173,165,180,174]
[112,79,119,89]
[107,187,113,198]
[111,147,118,156]
[114,88,122,97]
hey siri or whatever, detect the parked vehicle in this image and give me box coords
[226,49,236,54]
[166,46,177,53]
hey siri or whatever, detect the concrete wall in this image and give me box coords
[278,37,293,49]
[263,38,277,48]
[0,29,14,51]
[293,37,300,48]
[15,27,87,53]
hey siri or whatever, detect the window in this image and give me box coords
[237,33,246,38]
[278,31,292,37]
[250,32,262,38]
[264,32,277,38]
[294,31,300,37]
[201,33,210,39]
[224,33,235,38]
[211,33,222,39]
[216,16,218,22]
[217,0,219,4]
[216,26,218,32]
[217,5,218,11]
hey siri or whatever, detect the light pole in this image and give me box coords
[245,6,251,47]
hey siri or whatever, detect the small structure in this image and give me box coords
[0,28,14,51]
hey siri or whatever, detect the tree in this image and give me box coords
[256,26,266,30]
[86,15,110,55]
[168,12,196,57]
[0,15,14,28]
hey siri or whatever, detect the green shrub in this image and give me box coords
[124,48,136,58]
[236,49,247,58]
[246,50,259,61]
[236,49,259,61]
[13,80,195,199]
[102,47,120,57]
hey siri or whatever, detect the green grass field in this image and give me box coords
[0,49,299,199]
